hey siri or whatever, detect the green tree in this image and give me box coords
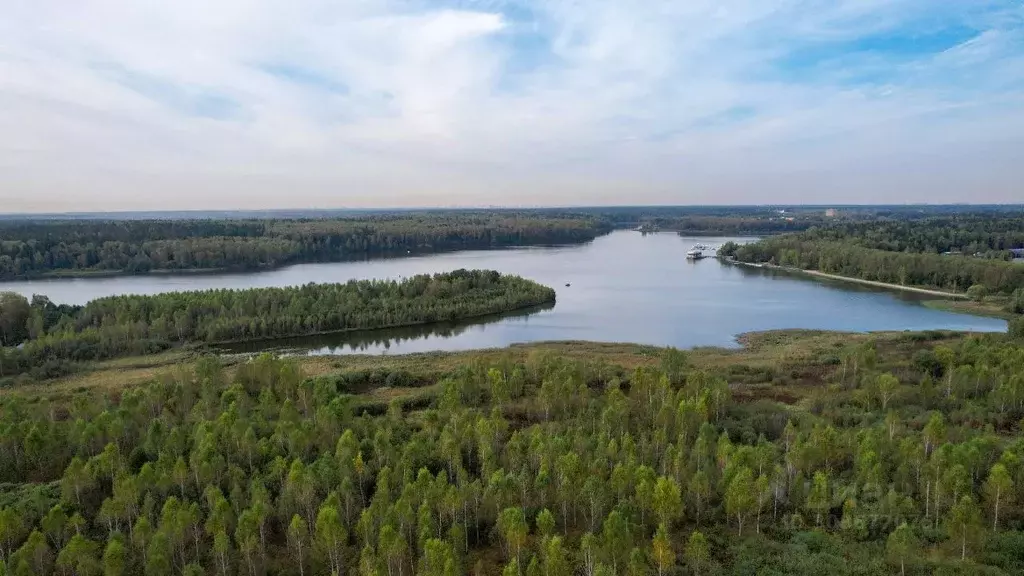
[0,292,30,346]
[602,511,631,575]
[652,477,682,527]
[527,556,541,576]
[212,531,230,576]
[541,536,570,576]
[684,531,709,576]
[502,559,520,576]
[967,284,987,302]
[754,474,770,534]
[580,533,598,576]
[627,548,647,576]
[886,523,918,576]
[497,508,527,571]
[876,373,899,410]
[1010,317,1024,339]
[314,505,347,576]
[12,530,52,576]
[806,471,830,527]
[56,534,101,576]
[650,524,674,576]
[661,348,688,385]
[984,463,1014,530]
[725,467,754,536]
[41,505,68,550]
[419,539,455,576]
[923,412,946,456]
[688,470,711,525]
[0,507,25,561]
[934,346,955,397]
[60,458,92,508]
[144,532,172,576]
[288,514,309,576]
[101,539,125,576]
[944,496,984,561]
[535,509,556,539]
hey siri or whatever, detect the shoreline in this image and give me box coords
[0,240,603,283]
[721,258,968,299]
[209,299,555,347]
[10,329,973,396]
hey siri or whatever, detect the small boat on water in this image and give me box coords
[686,244,708,259]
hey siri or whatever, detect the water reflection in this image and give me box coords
[219,302,555,356]
[730,264,939,304]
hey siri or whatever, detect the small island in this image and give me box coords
[0,270,556,378]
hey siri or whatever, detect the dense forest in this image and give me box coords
[0,215,610,280]
[721,236,1024,296]
[0,271,555,379]
[2,330,1024,575]
[5,207,1022,280]
[720,211,1024,305]
[788,216,1024,259]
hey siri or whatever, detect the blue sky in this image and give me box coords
[0,0,1022,211]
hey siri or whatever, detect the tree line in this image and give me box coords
[721,236,1024,296]
[0,271,555,379]
[0,215,610,280]
[790,215,1024,259]
[1,330,1024,575]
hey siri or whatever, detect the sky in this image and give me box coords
[1,1,1023,212]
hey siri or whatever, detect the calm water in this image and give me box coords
[4,232,1006,354]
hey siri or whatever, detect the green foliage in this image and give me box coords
[0,292,30,347]
[0,214,610,280]
[1009,288,1024,315]
[945,496,984,561]
[0,270,555,377]
[968,284,989,302]
[1009,317,1024,340]
[886,523,918,575]
[650,524,673,576]
[732,223,1024,294]
[684,531,709,576]
[0,331,1022,575]
[535,509,555,538]
[725,467,755,536]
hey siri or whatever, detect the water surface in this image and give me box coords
[3,232,1005,353]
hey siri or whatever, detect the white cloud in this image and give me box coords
[0,0,1022,211]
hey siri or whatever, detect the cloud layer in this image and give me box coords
[2,0,1022,211]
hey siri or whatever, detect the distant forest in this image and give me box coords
[0,215,610,280]
[789,216,1024,258]
[3,207,1022,281]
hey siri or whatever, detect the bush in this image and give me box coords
[1010,317,1024,340]
[966,284,987,301]
[1010,288,1024,314]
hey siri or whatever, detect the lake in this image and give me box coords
[3,231,1006,354]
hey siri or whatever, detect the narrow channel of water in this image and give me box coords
[2,231,1006,354]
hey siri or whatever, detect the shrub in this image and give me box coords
[1009,317,1024,340]
[966,284,987,302]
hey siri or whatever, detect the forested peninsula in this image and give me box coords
[0,270,555,379]
[0,215,610,280]
[719,214,1024,318]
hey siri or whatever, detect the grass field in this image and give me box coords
[922,296,1017,320]
[4,329,970,410]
